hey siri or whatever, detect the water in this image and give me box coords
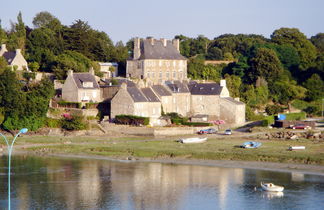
[0,155,323,210]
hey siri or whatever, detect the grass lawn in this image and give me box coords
[8,135,324,165]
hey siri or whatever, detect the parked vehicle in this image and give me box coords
[241,141,262,148]
[224,129,232,135]
[198,128,217,134]
[291,124,311,129]
[179,137,207,144]
[261,182,284,192]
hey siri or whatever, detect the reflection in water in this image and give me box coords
[0,155,323,210]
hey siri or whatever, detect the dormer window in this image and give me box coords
[82,82,93,88]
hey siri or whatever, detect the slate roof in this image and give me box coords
[2,51,16,64]
[127,87,148,102]
[222,97,245,105]
[141,88,160,102]
[189,83,223,95]
[73,73,99,89]
[152,85,172,96]
[165,80,190,93]
[103,78,136,87]
[138,39,186,60]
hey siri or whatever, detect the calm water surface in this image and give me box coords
[0,155,323,210]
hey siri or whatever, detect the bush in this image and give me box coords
[85,102,99,109]
[2,115,45,131]
[45,118,61,128]
[115,115,149,126]
[182,122,212,127]
[265,104,283,115]
[60,114,87,130]
[285,112,306,120]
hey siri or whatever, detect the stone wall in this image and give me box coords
[191,95,220,116]
[220,98,245,125]
[111,88,134,118]
[62,76,79,102]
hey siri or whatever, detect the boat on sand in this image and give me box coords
[179,137,207,144]
[242,141,262,148]
[261,182,284,192]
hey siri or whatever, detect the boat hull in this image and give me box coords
[180,137,207,144]
[261,182,284,192]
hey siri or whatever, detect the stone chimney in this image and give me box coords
[133,37,141,60]
[121,82,127,90]
[147,37,154,45]
[67,70,73,77]
[220,79,226,87]
[234,97,240,102]
[15,49,22,54]
[161,38,167,47]
[172,39,180,52]
[89,67,95,75]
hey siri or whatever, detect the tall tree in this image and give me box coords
[271,28,317,70]
[32,11,60,28]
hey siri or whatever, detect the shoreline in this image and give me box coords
[13,151,324,176]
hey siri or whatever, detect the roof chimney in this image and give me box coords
[15,49,21,54]
[220,79,226,87]
[147,37,154,45]
[0,44,7,56]
[67,69,73,77]
[89,67,95,75]
[133,37,141,60]
[121,82,127,90]
[172,39,180,52]
[161,38,167,47]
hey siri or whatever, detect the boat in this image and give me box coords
[242,141,262,148]
[289,146,305,150]
[261,182,284,192]
[179,137,207,144]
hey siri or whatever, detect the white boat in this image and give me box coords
[261,182,284,192]
[180,137,207,144]
[289,146,305,150]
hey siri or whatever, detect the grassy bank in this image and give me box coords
[8,135,324,165]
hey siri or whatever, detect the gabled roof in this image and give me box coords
[152,85,172,96]
[189,83,223,95]
[141,88,160,102]
[2,52,16,64]
[127,87,147,102]
[73,73,99,89]
[165,80,190,93]
[103,78,136,87]
[139,39,186,60]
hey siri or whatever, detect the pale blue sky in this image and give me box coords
[2,0,323,43]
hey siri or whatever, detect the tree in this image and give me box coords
[7,12,26,53]
[224,74,241,98]
[32,11,60,28]
[311,33,324,53]
[249,48,283,83]
[271,28,317,70]
[0,20,8,44]
[28,62,40,72]
[303,74,324,101]
[270,79,306,105]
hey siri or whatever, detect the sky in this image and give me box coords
[1,0,323,44]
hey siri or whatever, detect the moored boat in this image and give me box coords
[261,182,284,192]
[180,137,207,144]
[242,141,262,148]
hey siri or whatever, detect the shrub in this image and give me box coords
[285,112,306,120]
[45,118,60,128]
[85,102,99,109]
[182,122,212,127]
[265,104,283,115]
[60,114,87,130]
[115,115,149,126]
[57,101,81,108]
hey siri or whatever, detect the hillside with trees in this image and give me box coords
[0,11,323,131]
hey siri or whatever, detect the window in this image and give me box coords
[152,72,155,78]
[166,71,170,78]
[82,82,93,88]
[159,72,162,78]
[93,91,97,98]
[173,71,176,78]
[147,72,150,78]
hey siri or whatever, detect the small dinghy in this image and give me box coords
[242,141,262,148]
[179,137,207,144]
[261,182,284,192]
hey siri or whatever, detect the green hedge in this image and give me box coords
[45,118,61,128]
[182,122,212,127]
[85,102,99,109]
[285,112,306,120]
[57,101,82,108]
[115,115,149,126]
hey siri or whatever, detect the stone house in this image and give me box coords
[111,83,161,125]
[62,69,101,103]
[98,62,118,79]
[0,44,28,70]
[126,37,187,84]
[165,81,191,117]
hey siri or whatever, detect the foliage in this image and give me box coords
[182,122,212,127]
[57,101,82,108]
[61,114,88,130]
[187,57,224,81]
[271,28,317,70]
[265,104,283,115]
[303,74,324,101]
[115,115,149,126]
[28,61,40,72]
[269,79,306,105]
[7,12,26,53]
[32,11,60,28]
[224,74,241,97]
[45,118,61,128]
[85,102,99,109]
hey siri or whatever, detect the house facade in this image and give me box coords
[0,44,28,71]
[126,37,187,84]
[98,62,118,79]
[62,69,101,103]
